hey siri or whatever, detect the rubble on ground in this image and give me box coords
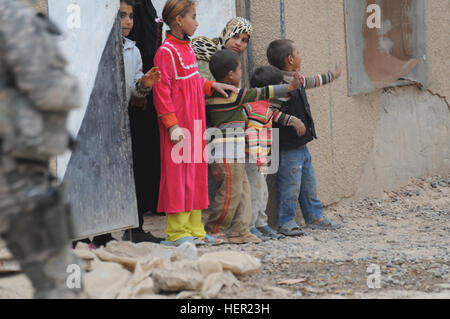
[73,240,261,299]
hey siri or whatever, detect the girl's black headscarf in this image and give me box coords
[128,0,161,72]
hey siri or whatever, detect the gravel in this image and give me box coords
[197,175,450,299]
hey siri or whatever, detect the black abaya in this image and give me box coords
[128,0,163,221]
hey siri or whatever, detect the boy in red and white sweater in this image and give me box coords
[244,65,305,240]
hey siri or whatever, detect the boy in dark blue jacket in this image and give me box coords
[267,39,344,236]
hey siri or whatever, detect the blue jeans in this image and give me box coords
[277,146,323,226]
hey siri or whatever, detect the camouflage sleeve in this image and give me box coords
[0,0,80,112]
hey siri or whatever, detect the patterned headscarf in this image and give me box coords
[192,17,253,62]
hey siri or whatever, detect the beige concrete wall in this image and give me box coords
[426,0,450,101]
[356,86,450,197]
[250,0,450,215]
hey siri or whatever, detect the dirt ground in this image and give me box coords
[1,174,449,299]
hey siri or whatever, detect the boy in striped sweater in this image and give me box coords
[244,66,306,240]
[205,49,301,244]
[267,39,344,236]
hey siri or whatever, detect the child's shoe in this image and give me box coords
[122,227,163,243]
[306,217,343,230]
[250,227,269,241]
[257,225,282,240]
[194,234,226,246]
[279,220,305,237]
[228,232,262,244]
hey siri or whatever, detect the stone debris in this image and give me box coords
[0,238,261,299]
[170,242,198,262]
[0,248,20,273]
[84,261,132,299]
[197,258,223,277]
[73,241,261,299]
[176,291,200,299]
[0,259,20,273]
[0,247,12,261]
[198,251,262,276]
[152,260,204,293]
[201,271,239,299]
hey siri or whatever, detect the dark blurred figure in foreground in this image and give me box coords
[0,0,84,298]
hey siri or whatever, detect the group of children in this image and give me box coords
[120,0,343,247]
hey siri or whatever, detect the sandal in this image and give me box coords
[193,234,225,246]
[250,227,269,241]
[306,217,343,230]
[211,232,229,244]
[228,232,262,244]
[279,220,305,237]
[257,225,282,240]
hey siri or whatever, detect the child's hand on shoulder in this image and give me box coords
[287,71,301,92]
[289,116,306,136]
[142,67,161,88]
[333,61,344,79]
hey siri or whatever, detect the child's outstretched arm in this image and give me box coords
[300,61,343,90]
[240,72,301,104]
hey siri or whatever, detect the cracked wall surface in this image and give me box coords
[356,86,450,197]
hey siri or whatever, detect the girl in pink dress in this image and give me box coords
[153,0,237,246]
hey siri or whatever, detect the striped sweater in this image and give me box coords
[243,101,291,166]
[206,84,290,160]
[271,70,336,114]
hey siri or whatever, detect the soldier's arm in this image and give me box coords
[0,0,79,112]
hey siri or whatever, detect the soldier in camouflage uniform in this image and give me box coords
[0,0,84,298]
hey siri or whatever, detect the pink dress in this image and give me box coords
[153,33,213,214]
